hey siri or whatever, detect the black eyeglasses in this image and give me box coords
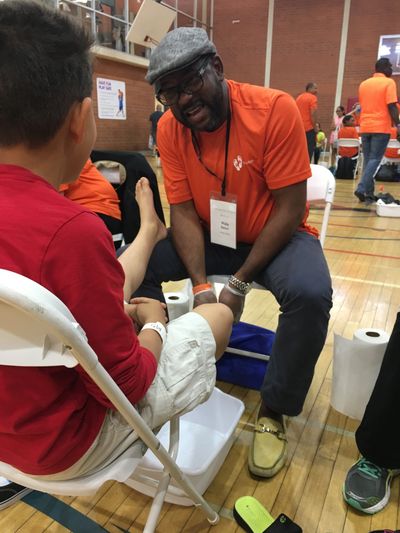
[156,57,211,106]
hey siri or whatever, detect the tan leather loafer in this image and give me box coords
[248,413,287,478]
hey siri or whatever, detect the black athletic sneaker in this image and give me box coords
[343,457,400,514]
[354,190,366,202]
[0,479,32,510]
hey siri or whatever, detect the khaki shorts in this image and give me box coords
[28,311,216,481]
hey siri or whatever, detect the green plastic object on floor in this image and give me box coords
[233,496,302,532]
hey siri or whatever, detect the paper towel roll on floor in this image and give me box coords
[331,328,389,420]
[164,292,191,321]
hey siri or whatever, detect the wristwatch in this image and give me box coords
[228,275,252,295]
[141,322,167,346]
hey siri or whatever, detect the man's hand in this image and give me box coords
[218,286,245,324]
[127,297,167,329]
[193,289,217,308]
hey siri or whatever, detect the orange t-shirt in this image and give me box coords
[295,92,318,131]
[157,80,316,244]
[359,73,398,134]
[384,127,400,158]
[61,160,121,220]
[338,126,359,157]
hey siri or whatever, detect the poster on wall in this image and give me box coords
[378,35,400,75]
[96,78,127,120]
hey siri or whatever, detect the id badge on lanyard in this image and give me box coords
[210,191,237,249]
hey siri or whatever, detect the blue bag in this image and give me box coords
[216,321,275,390]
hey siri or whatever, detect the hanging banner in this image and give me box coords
[96,77,126,120]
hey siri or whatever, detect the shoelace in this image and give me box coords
[358,458,385,479]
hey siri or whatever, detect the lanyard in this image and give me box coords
[191,106,231,196]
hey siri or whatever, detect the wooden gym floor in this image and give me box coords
[1,162,400,532]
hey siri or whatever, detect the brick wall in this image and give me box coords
[213,0,400,137]
[92,57,155,151]
[342,0,400,112]
[92,0,400,150]
[213,0,268,87]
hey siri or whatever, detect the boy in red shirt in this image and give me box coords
[0,0,233,506]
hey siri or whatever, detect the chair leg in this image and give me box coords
[142,416,219,531]
[144,417,180,533]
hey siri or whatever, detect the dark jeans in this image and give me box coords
[135,230,332,416]
[96,213,123,250]
[356,133,390,199]
[356,313,400,469]
[306,129,316,161]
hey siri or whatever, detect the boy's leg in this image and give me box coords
[191,303,233,358]
[118,178,167,300]
[138,307,233,430]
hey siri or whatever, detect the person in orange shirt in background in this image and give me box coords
[135,28,332,479]
[354,58,400,204]
[383,126,399,159]
[60,159,123,248]
[338,115,359,158]
[296,82,318,161]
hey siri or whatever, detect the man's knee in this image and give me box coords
[284,278,332,316]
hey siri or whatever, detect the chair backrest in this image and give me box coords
[337,138,360,148]
[308,164,336,247]
[0,270,82,368]
[308,164,336,203]
[387,138,400,150]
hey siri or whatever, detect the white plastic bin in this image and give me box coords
[376,200,400,217]
[125,387,244,506]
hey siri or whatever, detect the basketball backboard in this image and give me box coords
[126,0,176,48]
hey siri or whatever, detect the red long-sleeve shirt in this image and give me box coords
[0,165,157,475]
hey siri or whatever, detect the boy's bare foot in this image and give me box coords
[135,177,167,243]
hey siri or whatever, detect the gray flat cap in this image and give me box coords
[146,27,216,85]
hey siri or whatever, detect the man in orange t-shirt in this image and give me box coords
[295,82,318,161]
[354,58,400,204]
[135,28,332,479]
[61,159,123,248]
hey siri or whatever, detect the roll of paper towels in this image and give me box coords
[331,328,389,420]
[353,328,390,345]
[164,292,190,321]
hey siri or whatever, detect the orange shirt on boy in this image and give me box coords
[157,79,317,244]
[338,126,359,158]
[61,159,121,220]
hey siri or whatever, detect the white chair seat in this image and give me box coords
[0,456,140,496]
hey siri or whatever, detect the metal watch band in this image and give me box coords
[141,321,167,346]
[228,275,251,295]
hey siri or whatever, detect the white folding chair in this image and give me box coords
[380,138,400,166]
[336,137,361,177]
[0,269,242,532]
[307,164,336,248]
